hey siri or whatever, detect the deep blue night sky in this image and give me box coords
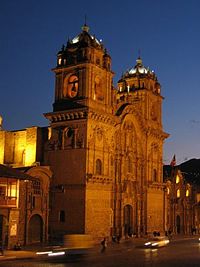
[1,0,200,164]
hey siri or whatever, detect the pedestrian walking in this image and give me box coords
[0,241,4,256]
[101,237,107,253]
[117,235,121,243]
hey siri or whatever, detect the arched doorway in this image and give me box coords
[0,215,8,247]
[28,215,43,244]
[124,204,133,237]
[176,215,181,234]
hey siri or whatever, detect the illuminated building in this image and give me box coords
[44,24,168,240]
[0,128,52,247]
[0,24,170,242]
[164,159,200,235]
[164,167,193,234]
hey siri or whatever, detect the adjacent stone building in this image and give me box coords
[163,159,200,235]
[164,166,193,235]
[0,128,52,247]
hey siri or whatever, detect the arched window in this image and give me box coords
[186,184,190,197]
[177,189,180,198]
[58,58,62,65]
[167,187,170,195]
[96,159,102,175]
[32,179,41,195]
[186,189,189,197]
[153,169,157,182]
[176,174,180,184]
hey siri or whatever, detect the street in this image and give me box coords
[1,238,200,267]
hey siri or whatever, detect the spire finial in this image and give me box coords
[138,49,141,59]
[82,15,89,32]
[136,49,142,66]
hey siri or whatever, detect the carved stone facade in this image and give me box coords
[0,25,168,242]
[43,25,168,240]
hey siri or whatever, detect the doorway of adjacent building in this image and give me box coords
[0,215,3,243]
[124,204,133,236]
[0,215,8,248]
[176,215,181,234]
[28,215,43,244]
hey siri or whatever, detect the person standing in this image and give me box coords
[101,237,107,253]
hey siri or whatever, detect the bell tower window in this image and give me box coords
[58,58,62,65]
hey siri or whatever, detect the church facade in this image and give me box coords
[0,25,168,243]
[44,24,168,240]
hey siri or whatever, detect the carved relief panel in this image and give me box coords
[87,123,115,178]
[46,123,86,150]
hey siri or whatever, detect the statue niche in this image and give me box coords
[122,180,136,199]
[62,127,74,149]
[62,127,84,149]
[45,128,62,150]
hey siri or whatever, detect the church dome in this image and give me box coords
[68,24,103,49]
[122,57,156,79]
[55,24,110,70]
[117,56,161,95]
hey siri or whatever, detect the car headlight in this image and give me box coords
[36,250,52,255]
[48,251,65,257]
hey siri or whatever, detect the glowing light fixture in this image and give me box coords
[48,251,65,257]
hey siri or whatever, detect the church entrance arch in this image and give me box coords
[28,215,43,244]
[123,204,133,237]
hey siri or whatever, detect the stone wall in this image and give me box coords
[147,187,164,234]
[86,184,113,240]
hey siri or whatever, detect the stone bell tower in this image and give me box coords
[52,23,113,113]
[44,25,116,239]
[115,56,169,235]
